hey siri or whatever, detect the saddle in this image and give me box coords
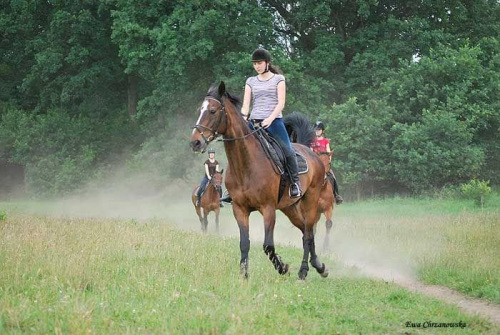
[253,125,308,202]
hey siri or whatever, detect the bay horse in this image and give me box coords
[191,170,224,233]
[316,152,335,251]
[190,81,328,280]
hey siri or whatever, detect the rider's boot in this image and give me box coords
[288,154,302,198]
[328,171,343,204]
[217,186,224,207]
[220,194,232,204]
[335,194,344,204]
[195,187,202,207]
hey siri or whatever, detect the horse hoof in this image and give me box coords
[240,262,249,279]
[279,263,290,275]
[320,267,329,278]
[298,269,308,280]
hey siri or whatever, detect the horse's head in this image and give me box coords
[211,169,224,188]
[190,82,228,153]
[318,152,332,171]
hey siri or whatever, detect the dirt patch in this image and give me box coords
[342,259,500,325]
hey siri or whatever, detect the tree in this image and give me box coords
[391,111,485,192]
[320,98,396,198]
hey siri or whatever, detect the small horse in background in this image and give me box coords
[317,152,335,251]
[191,170,224,233]
[190,82,328,280]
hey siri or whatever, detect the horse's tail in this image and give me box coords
[284,112,316,147]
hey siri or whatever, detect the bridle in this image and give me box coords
[192,96,227,145]
[210,172,222,189]
[192,95,262,144]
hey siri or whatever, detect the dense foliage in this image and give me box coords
[1,0,499,197]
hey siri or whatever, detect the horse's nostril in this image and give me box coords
[191,140,201,150]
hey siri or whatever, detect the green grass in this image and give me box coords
[0,215,498,334]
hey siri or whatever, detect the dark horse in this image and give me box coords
[191,170,224,234]
[316,152,335,251]
[190,82,328,280]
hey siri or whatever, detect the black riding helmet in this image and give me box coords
[251,48,271,62]
[314,121,325,131]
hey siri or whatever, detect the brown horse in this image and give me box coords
[316,152,335,251]
[190,82,328,280]
[191,170,224,233]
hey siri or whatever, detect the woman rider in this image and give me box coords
[221,48,302,204]
[244,48,302,197]
[310,121,343,204]
[195,148,223,207]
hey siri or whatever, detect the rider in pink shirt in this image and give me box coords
[311,121,343,204]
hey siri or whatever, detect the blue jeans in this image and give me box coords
[197,176,209,198]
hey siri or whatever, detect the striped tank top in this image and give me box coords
[246,74,285,120]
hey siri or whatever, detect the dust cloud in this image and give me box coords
[11,172,417,285]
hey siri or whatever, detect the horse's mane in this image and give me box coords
[206,83,242,112]
[284,112,316,147]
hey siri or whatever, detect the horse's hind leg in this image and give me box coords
[261,206,289,275]
[300,199,329,278]
[282,205,311,279]
[323,206,333,252]
[309,234,329,278]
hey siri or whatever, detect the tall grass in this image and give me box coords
[1,215,498,334]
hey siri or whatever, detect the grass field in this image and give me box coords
[1,214,499,334]
[1,193,499,333]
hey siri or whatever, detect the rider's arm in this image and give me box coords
[241,84,252,120]
[325,139,333,162]
[205,163,211,179]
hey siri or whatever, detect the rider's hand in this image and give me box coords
[262,117,274,128]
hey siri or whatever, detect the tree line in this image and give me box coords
[1,0,499,198]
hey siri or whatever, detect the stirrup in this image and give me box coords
[289,183,302,198]
[335,195,343,204]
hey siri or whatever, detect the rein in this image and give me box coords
[218,127,261,142]
[193,96,261,143]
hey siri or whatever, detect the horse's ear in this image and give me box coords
[218,81,226,97]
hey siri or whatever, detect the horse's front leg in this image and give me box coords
[215,208,220,234]
[198,207,207,233]
[262,206,289,275]
[233,204,250,278]
[202,212,208,234]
